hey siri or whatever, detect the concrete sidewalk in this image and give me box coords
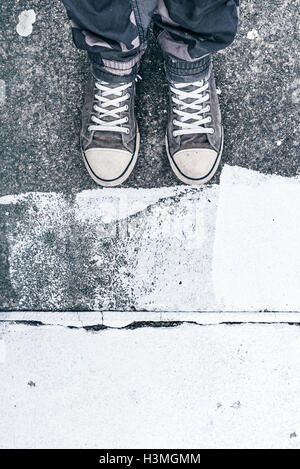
[1,321,300,449]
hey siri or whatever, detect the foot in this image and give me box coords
[165,64,223,185]
[81,74,139,187]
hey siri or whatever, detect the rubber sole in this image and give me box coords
[82,128,140,187]
[166,127,224,185]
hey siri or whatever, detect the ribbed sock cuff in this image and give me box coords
[165,54,211,83]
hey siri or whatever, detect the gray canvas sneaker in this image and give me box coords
[165,63,223,185]
[81,73,140,187]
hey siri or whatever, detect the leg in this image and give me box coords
[154,0,239,80]
[154,0,239,185]
[60,0,156,186]
[61,0,155,81]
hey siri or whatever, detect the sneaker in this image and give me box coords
[81,74,140,187]
[165,64,223,185]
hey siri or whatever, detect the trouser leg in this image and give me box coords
[153,0,239,81]
[61,0,156,81]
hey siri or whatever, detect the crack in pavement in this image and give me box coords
[1,319,300,332]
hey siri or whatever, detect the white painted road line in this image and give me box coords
[213,166,300,311]
[1,165,299,312]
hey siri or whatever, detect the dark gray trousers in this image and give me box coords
[62,0,239,80]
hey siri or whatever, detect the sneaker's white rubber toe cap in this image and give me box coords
[84,148,134,187]
[171,148,220,185]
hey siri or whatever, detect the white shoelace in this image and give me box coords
[171,80,214,137]
[88,81,132,134]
